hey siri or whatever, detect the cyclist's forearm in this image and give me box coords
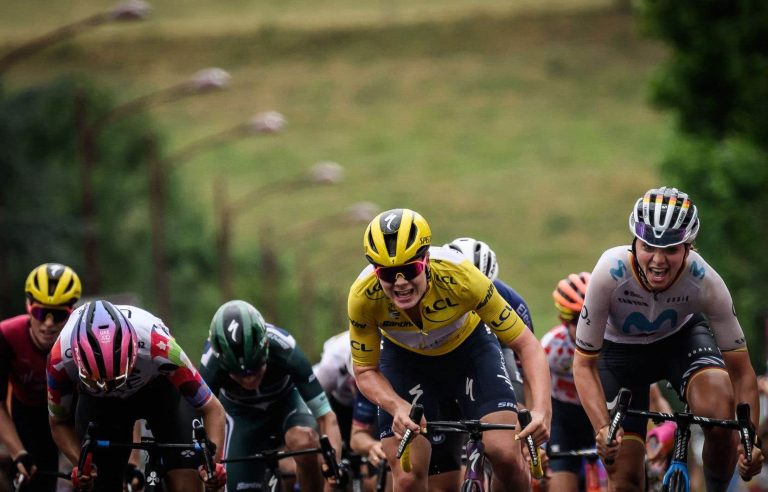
[354,367,403,416]
[512,334,551,417]
[0,406,25,458]
[200,397,226,462]
[317,411,343,458]
[573,354,609,433]
[49,417,80,465]
[723,350,760,428]
[350,426,378,456]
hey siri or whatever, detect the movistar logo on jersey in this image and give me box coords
[690,261,705,279]
[610,260,627,281]
[621,309,678,334]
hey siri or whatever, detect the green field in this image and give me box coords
[1,2,671,356]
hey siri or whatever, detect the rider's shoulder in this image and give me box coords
[266,324,297,351]
[0,314,29,335]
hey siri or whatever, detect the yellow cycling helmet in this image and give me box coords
[25,263,82,307]
[364,208,432,266]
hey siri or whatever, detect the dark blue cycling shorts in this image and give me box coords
[547,398,595,474]
[378,322,518,440]
[598,313,726,439]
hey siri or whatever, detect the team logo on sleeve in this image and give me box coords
[610,260,627,281]
[689,261,705,280]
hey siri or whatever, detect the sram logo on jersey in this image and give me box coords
[349,318,366,329]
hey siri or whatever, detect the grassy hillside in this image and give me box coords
[1,3,670,357]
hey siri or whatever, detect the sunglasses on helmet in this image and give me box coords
[374,257,428,283]
[28,303,73,324]
[634,222,687,247]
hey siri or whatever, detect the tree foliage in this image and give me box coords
[641,0,768,367]
[0,77,218,347]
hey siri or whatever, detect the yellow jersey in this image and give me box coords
[348,246,526,366]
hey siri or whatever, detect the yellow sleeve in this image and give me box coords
[347,289,381,367]
[465,267,525,345]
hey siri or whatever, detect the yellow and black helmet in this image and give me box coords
[363,208,431,266]
[25,263,82,307]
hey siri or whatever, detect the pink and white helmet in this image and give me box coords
[71,300,138,392]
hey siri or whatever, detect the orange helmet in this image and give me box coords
[553,272,590,321]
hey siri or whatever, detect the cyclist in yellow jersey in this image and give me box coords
[349,208,552,492]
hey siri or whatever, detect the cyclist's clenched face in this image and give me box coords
[378,269,428,311]
[635,241,688,291]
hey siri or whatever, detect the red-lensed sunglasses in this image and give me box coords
[28,303,73,324]
[374,258,428,283]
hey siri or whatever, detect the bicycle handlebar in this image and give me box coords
[396,404,423,460]
[518,409,544,479]
[319,434,342,485]
[192,419,215,481]
[547,448,599,459]
[605,388,632,465]
[736,402,754,465]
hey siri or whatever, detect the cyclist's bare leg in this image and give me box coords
[605,438,644,492]
[686,368,737,491]
[166,468,202,491]
[382,434,430,492]
[548,470,579,491]
[428,469,461,492]
[481,410,529,492]
[285,425,324,492]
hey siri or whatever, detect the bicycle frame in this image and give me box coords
[607,388,755,492]
[78,419,211,492]
[427,420,518,492]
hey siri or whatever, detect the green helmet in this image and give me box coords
[209,300,269,373]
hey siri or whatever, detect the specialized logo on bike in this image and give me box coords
[621,309,677,334]
[610,260,627,281]
[422,297,459,322]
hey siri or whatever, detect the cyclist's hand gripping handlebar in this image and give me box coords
[396,404,423,473]
[72,422,96,490]
[518,409,544,479]
[319,435,342,485]
[736,403,754,465]
[605,388,632,465]
[192,419,216,481]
